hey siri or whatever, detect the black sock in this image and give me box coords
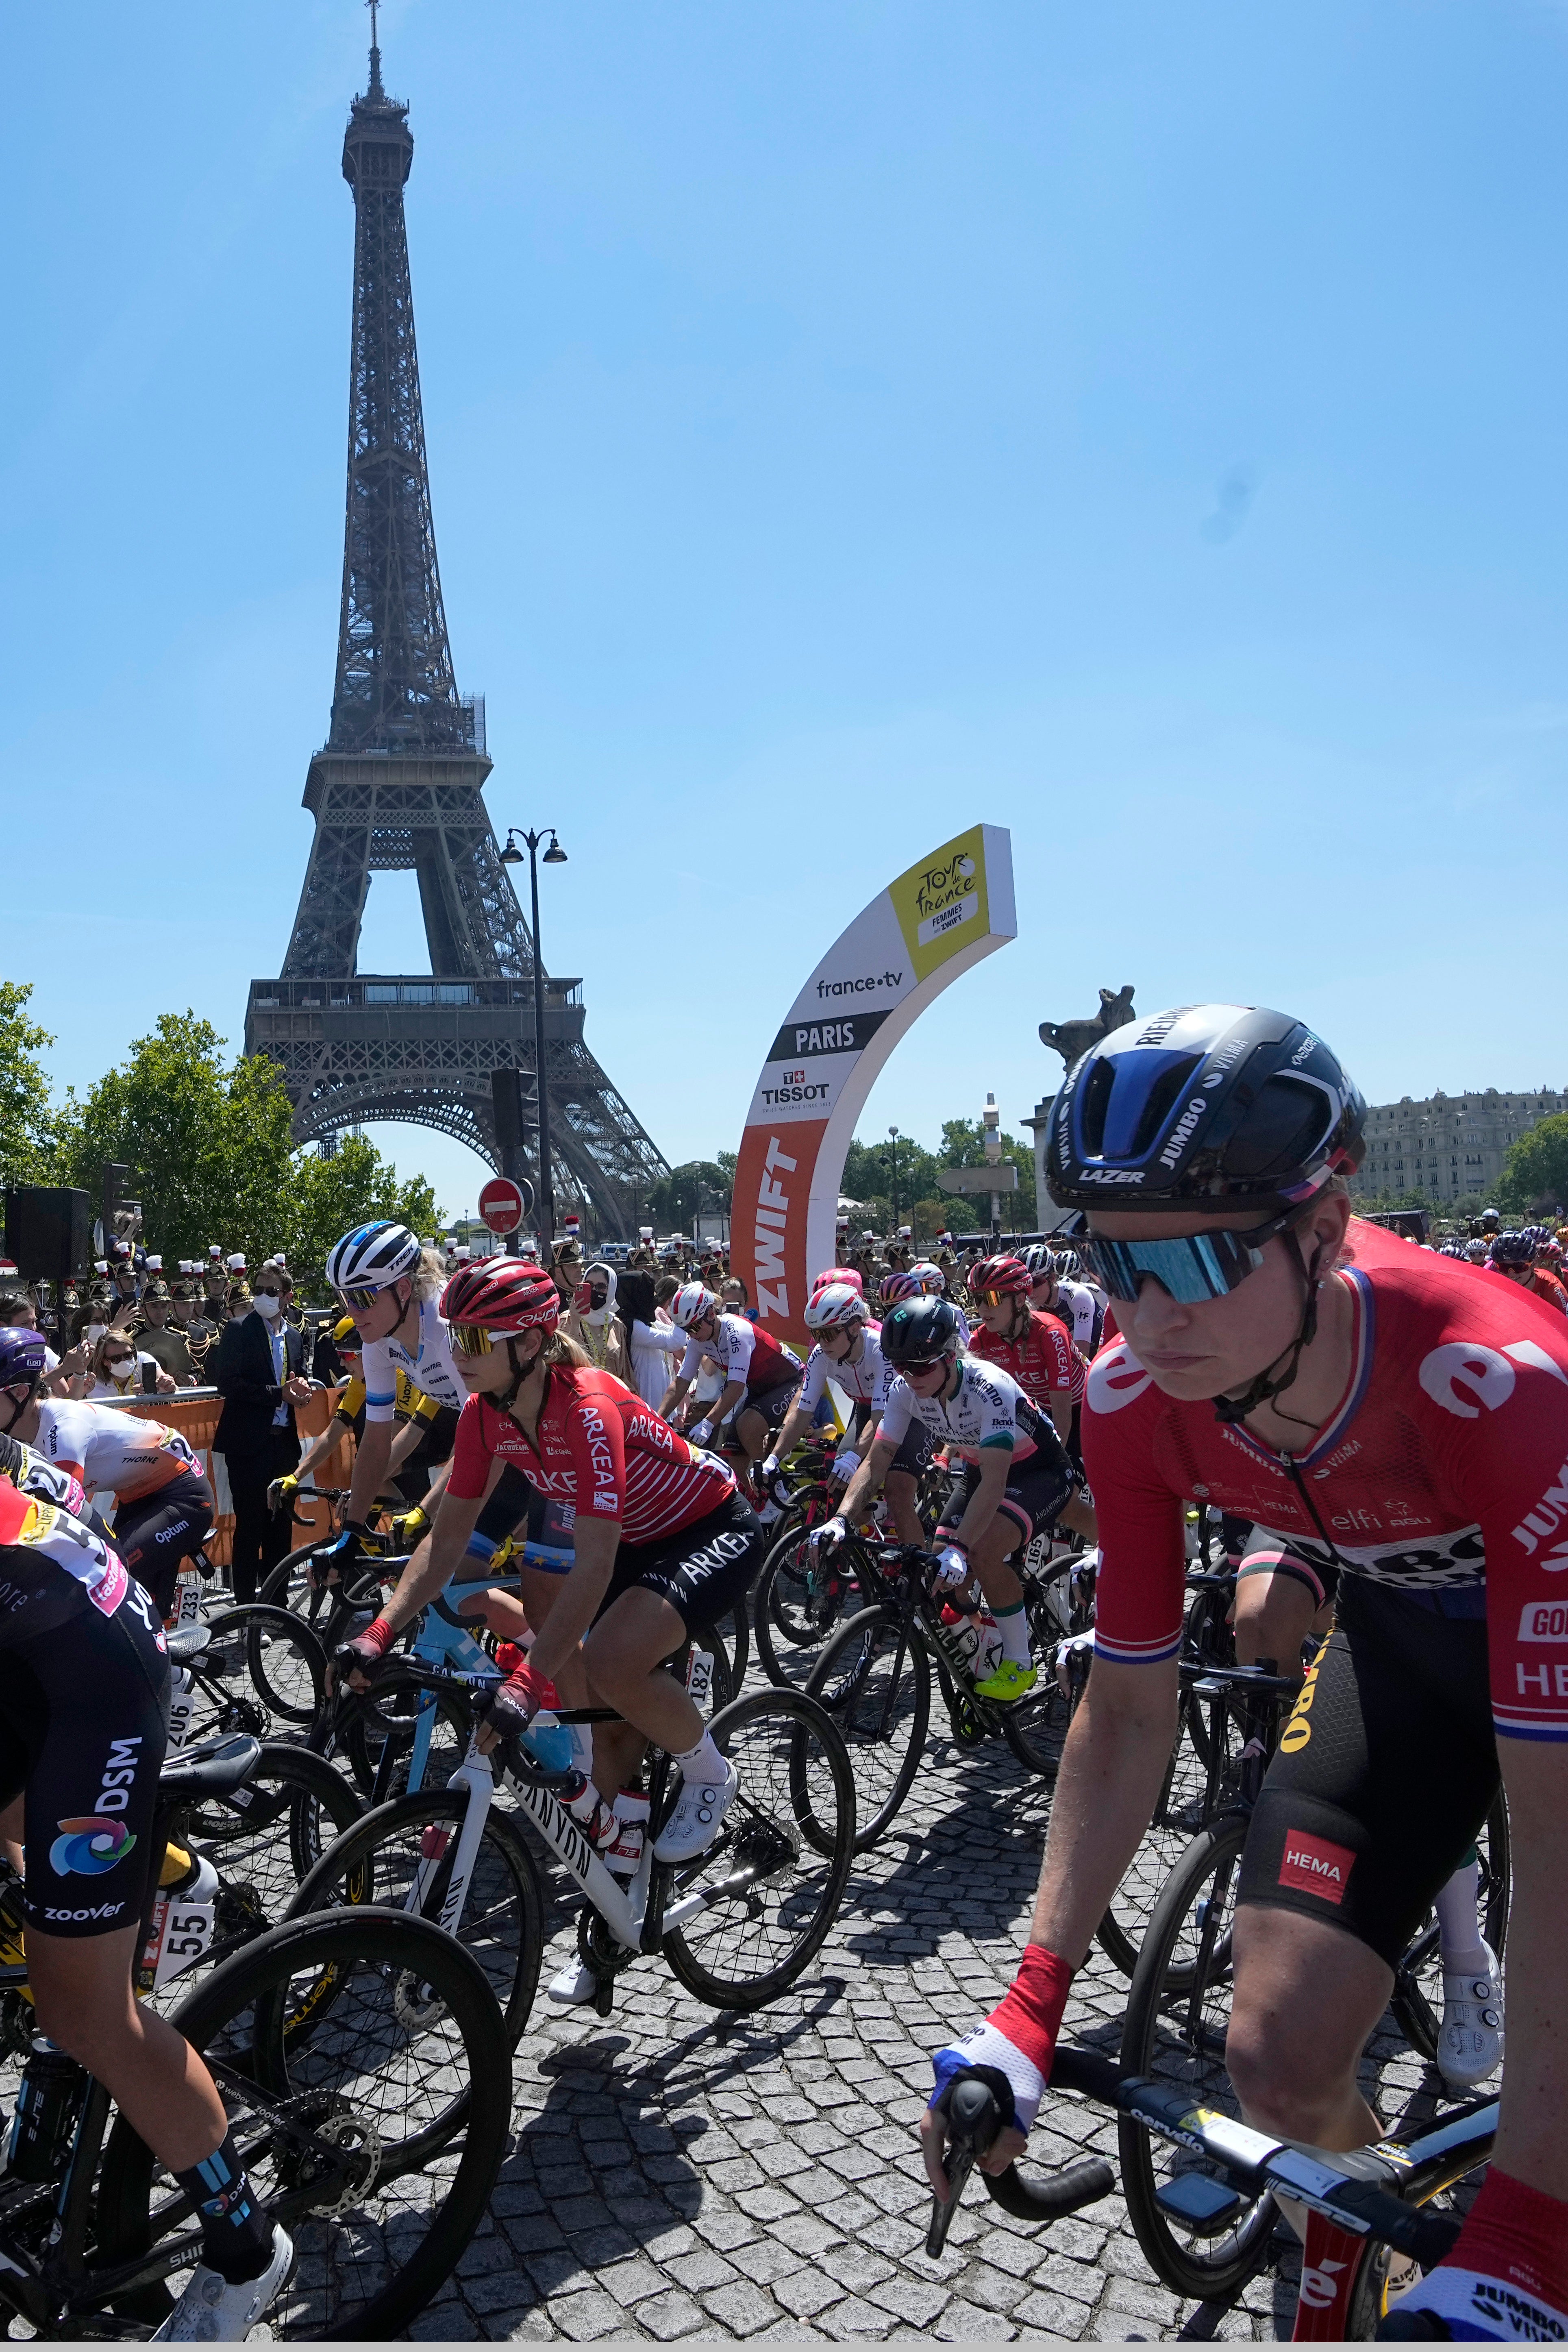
[174,2128,275,2284]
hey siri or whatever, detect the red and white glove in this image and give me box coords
[481,1656,551,1745]
[929,1945,1074,2136]
[333,1615,394,1684]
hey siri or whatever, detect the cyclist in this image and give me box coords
[755,1280,937,1538]
[0,1328,212,1622]
[966,1255,1096,1544]
[658,1284,803,1476]
[268,1316,449,1534]
[1023,1244,1101,1352]
[820,1296,1077,1704]
[921,1004,1568,2343]
[912,1259,972,1345]
[1488,1226,1568,1313]
[0,1440,291,2339]
[322,1222,466,1559]
[335,1259,763,1872]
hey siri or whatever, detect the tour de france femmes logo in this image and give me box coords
[50,1816,137,1877]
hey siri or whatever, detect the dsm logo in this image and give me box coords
[50,1816,137,1877]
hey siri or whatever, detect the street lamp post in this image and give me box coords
[887,1125,900,1237]
[500,825,568,1248]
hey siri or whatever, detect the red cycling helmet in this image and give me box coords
[440,1258,561,1335]
[970,1255,1031,1300]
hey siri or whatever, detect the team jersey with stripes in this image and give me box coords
[1082,1217,1568,1741]
[798,1324,889,1414]
[446,1366,735,1546]
[360,1298,466,1423]
[677,1313,801,1396]
[33,1399,200,1503]
[968,1308,1085,1409]
[879,1353,1053,1465]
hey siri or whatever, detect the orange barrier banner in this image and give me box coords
[124,1388,350,1569]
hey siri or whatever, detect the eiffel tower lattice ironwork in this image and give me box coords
[245,25,667,1238]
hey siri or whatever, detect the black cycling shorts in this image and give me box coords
[1237,1575,1497,1968]
[887,1418,937,1479]
[599,1490,763,1632]
[721,1377,802,1436]
[939,1446,1075,1554]
[1235,1529,1340,1612]
[396,1403,461,1501]
[113,1471,213,1621]
[473,1463,534,1552]
[0,1582,170,1939]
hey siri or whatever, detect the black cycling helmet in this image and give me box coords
[1046,1004,1365,1214]
[880,1296,962,1367]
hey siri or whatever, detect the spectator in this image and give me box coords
[86,1327,176,1399]
[133,1279,197,1386]
[562,1261,631,1378]
[173,1282,220,1383]
[213,1278,311,1603]
[201,1254,229,1315]
[0,1289,77,1394]
[548,1240,585,1307]
[615,1270,687,1407]
[719,1274,756,1323]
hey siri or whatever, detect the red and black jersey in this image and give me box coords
[448,1365,734,1547]
[1083,1217,1568,1743]
[969,1308,1084,1409]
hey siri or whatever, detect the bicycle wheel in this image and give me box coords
[805,1606,929,1850]
[752,1514,861,1688]
[285,1784,546,2046]
[96,1908,510,2339]
[1119,1812,1277,2301]
[662,1687,855,2010]
[175,1741,364,1990]
[1095,1692,1214,1977]
[1391,1790,1511,2066]
[206,1604,328,1733]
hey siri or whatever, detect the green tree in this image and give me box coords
[282,1136,439,1295]
[1497,1115,1568,1217]
[0,981,59,1187]
[648,1160,732,1233]
[938,1117,1035,1191]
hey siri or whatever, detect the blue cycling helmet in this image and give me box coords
[1490,1229,1536,1265]
[1046,1004,1365,1214]
[0,1328,48,1389]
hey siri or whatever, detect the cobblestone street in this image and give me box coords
[413,1675,1441,2344]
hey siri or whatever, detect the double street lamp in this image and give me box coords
[500,825,568,1249]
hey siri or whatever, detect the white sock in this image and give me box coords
[994,1601,1030,1667]
[674,1731,726,1787]
[1433,1857,1485,1969]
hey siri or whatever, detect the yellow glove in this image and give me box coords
[267,1473,300,1515]
[396,1505,430,1545]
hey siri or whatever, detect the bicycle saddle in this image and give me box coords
[165,1623,211,1663]
[158,1733,261,1801]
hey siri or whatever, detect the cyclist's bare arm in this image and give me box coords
[659,1374,689,1419]
[1494,1735,1568,2199]
[835,1432,898,1523]
[373,1455,505,1639]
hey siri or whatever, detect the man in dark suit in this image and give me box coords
[214,1276,312,1603]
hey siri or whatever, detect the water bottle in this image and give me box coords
[975,1612,1004,1679]
[520,1710,574,1774]
[938,1605,981,1670]
[9,2038,87,2183]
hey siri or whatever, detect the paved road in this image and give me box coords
[418,1672,1444,2344]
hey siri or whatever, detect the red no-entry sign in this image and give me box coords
[478,1176,527,1235]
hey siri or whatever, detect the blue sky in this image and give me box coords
[6,2,1568,1224]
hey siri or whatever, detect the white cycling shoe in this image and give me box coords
[1437,1940,1504,2091]
[152,2224,293,2341]
[547,1959,599,2006]
[652,1760,739,1863]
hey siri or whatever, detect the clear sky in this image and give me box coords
[6,2,1567,1225]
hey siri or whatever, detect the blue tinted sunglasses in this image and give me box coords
[1081,1203,1309,1305]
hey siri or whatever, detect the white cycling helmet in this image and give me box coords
[1053,1248,1083,1281]
[669,1283,720,1330]
[1021,1244,1053,1277]
[803,1281,864,1333]
[911,1260,946,1294]
[326,1220,422,1299]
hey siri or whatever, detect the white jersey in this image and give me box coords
[361,1296,466,1424]
[677,1313,800,1394]
[879,1352,1052,1466]
[799,1325,889,1415]
[34,1398,200,1501]
[1053,1282,1098,1350]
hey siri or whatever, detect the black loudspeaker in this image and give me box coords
[4,1188,95,1281]
[490,1067,538,1150]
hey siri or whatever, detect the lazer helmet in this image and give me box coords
[0,1328,48,1389]
[970,1255,1032,1300]
[1046,1004,1365,1214]
[879,1270,920,1306]
[1490,1229,1536,1266]
[669,1283,720,1331]
[803,1282,865,1333]
[326,1220,422,1301]
[440,1258,561,1335]
[879,1296,963,1368]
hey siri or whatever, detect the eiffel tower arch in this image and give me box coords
[245,30,666,1239]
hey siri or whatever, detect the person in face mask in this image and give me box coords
[212,1278,312,1603]
[563,1261,630,1379]
[86,1327,175,1400]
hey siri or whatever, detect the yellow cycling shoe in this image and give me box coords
[974,1659,1037,1705]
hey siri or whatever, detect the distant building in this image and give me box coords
[1353,1090,1568,1206]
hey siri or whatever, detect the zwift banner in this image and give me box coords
[731,825,1016,1344]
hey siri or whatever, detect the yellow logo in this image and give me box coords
[1278,1635,1330,1754]
[889,826,991,984]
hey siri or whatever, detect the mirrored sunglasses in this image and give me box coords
[1080,1203,1307,1306]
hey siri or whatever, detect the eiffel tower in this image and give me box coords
[245,16,667,1239]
